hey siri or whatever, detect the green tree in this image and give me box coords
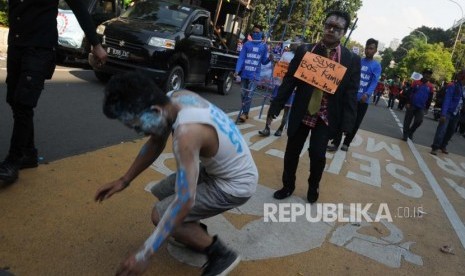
[250,0,361,43]
[379,47,395,76]
[0,0,7,27]
[396,41,455,83]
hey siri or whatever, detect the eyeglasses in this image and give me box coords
[323,23,344,33]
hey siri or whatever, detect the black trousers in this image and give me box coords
[5,46,55,162]
[387,93,396,108]
[282,118,330,192]
[403,106,424,138]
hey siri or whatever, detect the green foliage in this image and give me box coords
[0,0,7,27]
[378,26,462,81]
[123,0,133,8]
[249,0,361,43]
[396,42,455,83]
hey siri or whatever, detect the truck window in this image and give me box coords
[58,0,94,11]
[95,0,117,13]
[191,15,208,36]
[120,0,191,29]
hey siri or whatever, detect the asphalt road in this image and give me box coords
[1,61,464,164]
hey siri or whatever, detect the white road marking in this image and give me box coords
[388,104,465,249]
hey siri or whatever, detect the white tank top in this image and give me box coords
[171,95,258,197]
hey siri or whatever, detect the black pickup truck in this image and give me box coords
[89,0,238,94]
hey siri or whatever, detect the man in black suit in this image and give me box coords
[268,10,360,203]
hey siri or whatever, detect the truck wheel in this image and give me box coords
[218,72,233,95]
[94,71,112,83]
[165,66,184,92]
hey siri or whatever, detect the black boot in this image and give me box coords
[202,236,241,276]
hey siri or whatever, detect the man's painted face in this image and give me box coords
[322,15,347,45]
[119,109,168,136]
[364,43,377,59]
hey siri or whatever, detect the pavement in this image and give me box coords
[1,105,465,275]
[0,27,7,55]
[0,27,464,274]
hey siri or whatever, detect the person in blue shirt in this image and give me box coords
[234,25,273,123]
[430,69,465,155]
[402,68,435,141]
[328,38,382,152]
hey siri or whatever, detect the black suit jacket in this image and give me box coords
[269,43,361,137]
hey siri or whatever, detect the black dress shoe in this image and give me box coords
[0,162,19,184]
[274,129,283,136]
[307,188,319,204]
[273,187,294,199]
[258,128,270,137]
[327,144,339,152]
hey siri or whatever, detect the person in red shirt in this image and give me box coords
[373,74,387,105]
[388,75,402,109]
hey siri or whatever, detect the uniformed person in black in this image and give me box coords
[0,0,108,185]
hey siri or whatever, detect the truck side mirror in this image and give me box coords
[188,24,204,36]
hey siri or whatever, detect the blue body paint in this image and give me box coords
[151,169,190,252]
[210,104,243,153]
[175,95,203,107]
[138,144,149,157]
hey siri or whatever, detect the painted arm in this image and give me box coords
[95,132,170,202]
[135,125,200,261]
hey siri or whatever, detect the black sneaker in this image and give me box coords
[273,187,294,199]
[202,236,241,276]
[0,161,19,185]
[274,129,283,136]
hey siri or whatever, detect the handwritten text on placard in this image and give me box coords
[294,52,347,94]
[273,61,290,79]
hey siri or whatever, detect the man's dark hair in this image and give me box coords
[366,38,378,48]
[103,72,170,119]
[325,10,351,32]
[253,24,262,31]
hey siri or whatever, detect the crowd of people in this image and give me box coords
[2,3,465,276]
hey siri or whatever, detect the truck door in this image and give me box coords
[185,14,212,83]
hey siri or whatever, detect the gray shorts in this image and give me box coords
[150,168,250,222]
